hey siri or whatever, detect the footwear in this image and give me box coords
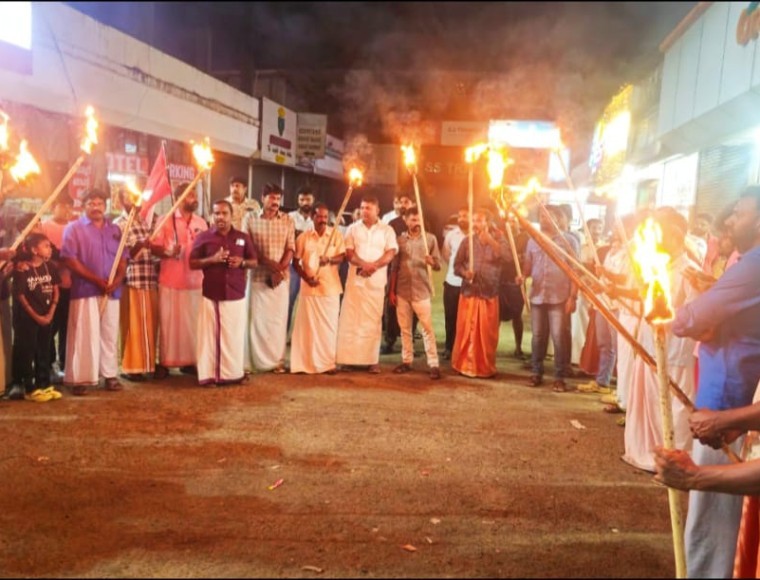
[529,375,543,387]
[603,403,624,414]
[394,363,413,374]
[179,366,198,376]
[577,380,612,394]
[153,365,170,380]
[104,378,123,391]
[324,368,338,375]
[429,367,441,380]
[616,416,626,427]
[42,386,63,400]
[368,364,381,374]
[4,384,25,401]
[71,385,88,396]
[600,392,618,405]
[121,373,146,382]
[552,380,570,393]
[25,389,53,402]
[272,365,287,374]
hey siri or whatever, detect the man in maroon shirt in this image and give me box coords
[190,200,257,386]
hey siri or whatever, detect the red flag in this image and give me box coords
[140,144,172,223]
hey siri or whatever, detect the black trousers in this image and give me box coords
[50,287,70,370]
[443,282,461,353]
[12,305,52,392]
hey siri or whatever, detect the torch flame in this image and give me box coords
[0,110,9,152]
[9,140,41,183]
[486,147,511,190]
[191,138,214,171]
[632,218,673,324]
[348,167,363,187]
[124,177,145,207]
[401,144,417,171]
[80,105,99,155]
[464,143,488,164]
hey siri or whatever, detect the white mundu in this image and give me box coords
[336,220,398,366]
[290,227,345,374]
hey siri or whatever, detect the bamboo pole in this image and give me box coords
[99,205,137,315]
[504,201,741,463]
[499,192,530,312]
[654,324,688,578]
[410,171,435,296]
[149,170,206,242]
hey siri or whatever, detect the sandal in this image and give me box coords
[528,375,543,387]
[394,363,412,374]
[272,366,287,374]
[552,380,569,393]
[603,403,623,414]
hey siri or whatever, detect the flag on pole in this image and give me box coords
[139,143,172,223]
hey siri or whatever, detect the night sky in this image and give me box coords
[68,2,696,154]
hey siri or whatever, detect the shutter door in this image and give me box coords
[696,143,754,217]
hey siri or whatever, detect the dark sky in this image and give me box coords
[68,2,696,154]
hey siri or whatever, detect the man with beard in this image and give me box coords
[656,186,760,578]
[226,176,261,231]
[389,207,442,379]
[381,192,413,354]
[337,195,398,373]
[114,185,160,382]
[243,183,295,374]
[290,203,345,374]
[61,189,128,396]
[441,207,469,360]
[151,184,208,379]
[287,186,315,333]
[190,200,256,386]
[452,208,509,378]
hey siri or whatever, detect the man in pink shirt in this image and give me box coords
[150,185,208,379]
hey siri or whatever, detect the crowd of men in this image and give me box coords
[2,176,760,577]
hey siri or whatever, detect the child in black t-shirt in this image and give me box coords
[10,233,62,402]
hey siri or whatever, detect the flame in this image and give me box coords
[80,105,99,155]
[191,138,214,171]
[348,167,363,187]
[123,177,145,207]
[465,143,488,164]
[0,110,9,152]
[9,140,41,183]
[486,147,512,190]
[632,218,673,324]
[401,144,417,171]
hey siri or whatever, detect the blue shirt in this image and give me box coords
[525,232,579,305]
[60,215,125,300]
[672,245,760,411]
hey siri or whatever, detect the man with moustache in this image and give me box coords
[337,195,398,373]
[441,207,469,361]
[226,176,261,231]
[243,183,295,374]
[114,185,160,382]
[389,206,442,379]
[289,203,345,374]
[60,189,128,396]
[287,186,316,333]
[151,184,208,379]
[190,200,257,386]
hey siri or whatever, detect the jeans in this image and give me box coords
[530,303,570,379]
[594,310,617,387]
[443,282,461,353]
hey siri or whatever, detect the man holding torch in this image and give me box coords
[657,186,760,579]
[60,189,127,396]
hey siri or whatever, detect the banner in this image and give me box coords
[296,112,327,163]
[440,121,488,147]
[314,134,345,180]
[261,97,296,166]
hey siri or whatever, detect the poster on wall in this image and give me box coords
[296,113,327,170]
[314,134,345,180]
[261,97,296,167]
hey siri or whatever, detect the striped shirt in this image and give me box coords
[243,211,296,284]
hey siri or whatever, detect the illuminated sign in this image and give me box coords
[0,2,31,50]
[737,2,760,46]
[488,120,561,149]
[589,85,633,186]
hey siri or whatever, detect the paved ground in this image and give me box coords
[0,346,680,578]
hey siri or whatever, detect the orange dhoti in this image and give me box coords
[452,294,499,378]
[734,495,760,578]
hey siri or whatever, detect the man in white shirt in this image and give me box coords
[336,195,398,373]
[441,208,468,360]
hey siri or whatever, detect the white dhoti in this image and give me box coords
[571,294,590,365]
[64,297,120,386]
[336,281,385,366]
[197,297,246,385]
[248,281,289,371]
[616,311,639,410]
[159,286,202,368]
[290,294,340,374]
